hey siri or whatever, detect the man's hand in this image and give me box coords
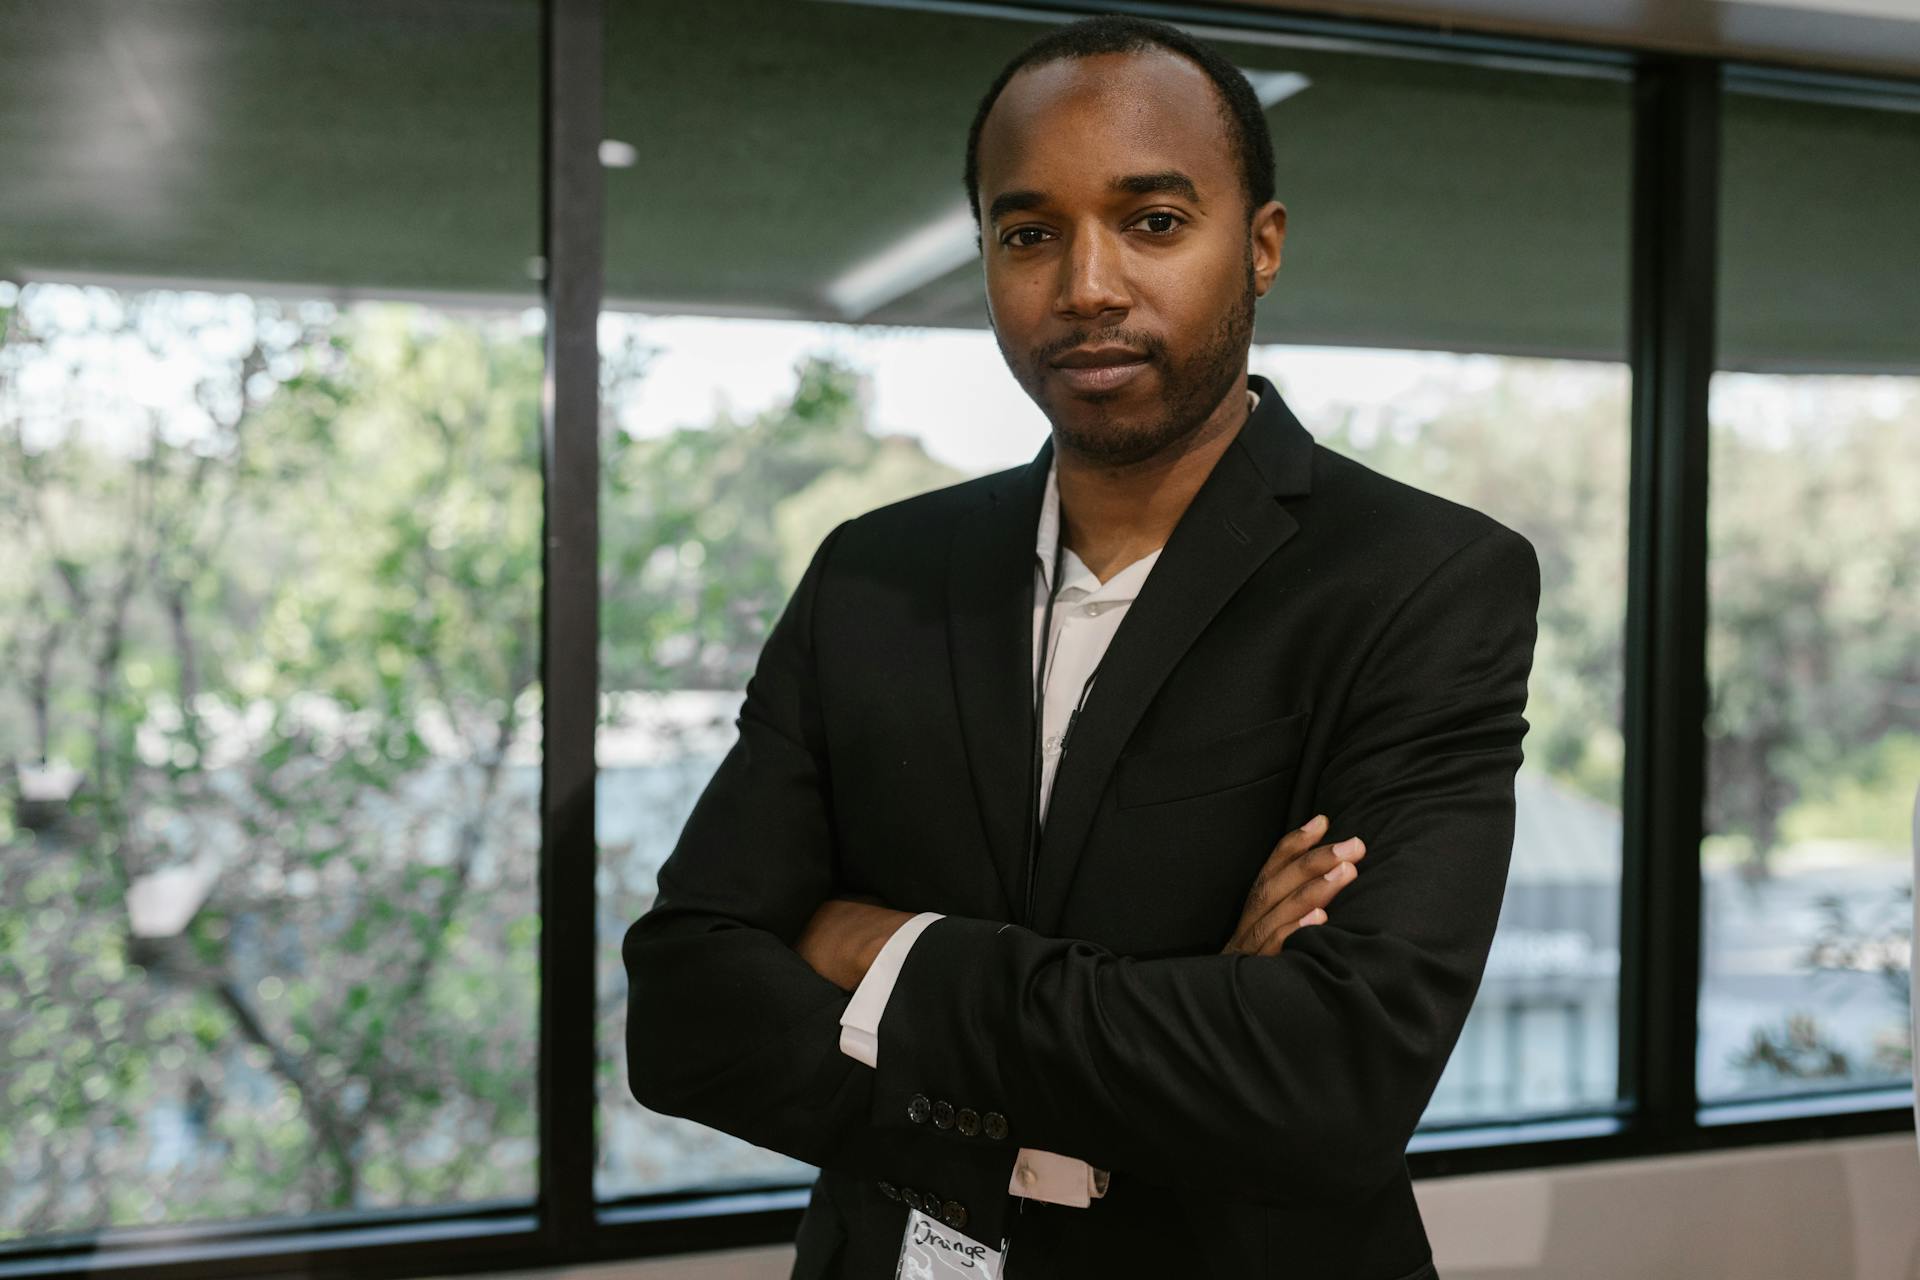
[796,893,918,991]
[1221,813,1366,957]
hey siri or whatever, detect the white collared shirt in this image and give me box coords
[1031,465,1163,829]
[837,388,1258,1207]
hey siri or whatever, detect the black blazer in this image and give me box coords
[623,373,1541,1280]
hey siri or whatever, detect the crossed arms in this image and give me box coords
[623,515,1540,1203]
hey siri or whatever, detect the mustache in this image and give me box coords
[1032,327,1167,372]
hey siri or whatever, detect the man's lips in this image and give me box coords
[1051,344,1149,369]
[1049,345,1151,393]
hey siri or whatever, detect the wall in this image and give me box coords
[449,1131,1919,1279]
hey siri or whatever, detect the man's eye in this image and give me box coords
[1135,212,1183,235]
[1003,227,1049,248]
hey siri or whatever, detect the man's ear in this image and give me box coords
[1252,200,1287,298]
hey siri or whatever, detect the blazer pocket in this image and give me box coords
[1115,710,1310,810]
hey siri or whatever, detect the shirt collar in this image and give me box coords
[1034,385,1261,601]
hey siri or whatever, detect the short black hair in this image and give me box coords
[963,15,1276,227]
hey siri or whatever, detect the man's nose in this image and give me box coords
[1054,226,1131,321]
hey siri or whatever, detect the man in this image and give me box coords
[623,15,1539,1280]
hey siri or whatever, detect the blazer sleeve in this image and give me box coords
[866,526,1542,1203]
[621,518,905,1179]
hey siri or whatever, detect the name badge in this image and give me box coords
[895,1205,1007,1279]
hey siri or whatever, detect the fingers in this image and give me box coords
[1240,884,1336,957]
[1258,905,1327,956]
[1233,859,1349,957]
[1245,830,1367,927]
[1222,902,1325,957]
[1270,813,1329,869]
[1222,827,1367,957]
[1239,813,1326,904]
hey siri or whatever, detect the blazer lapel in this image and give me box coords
[946,440,1052,921]
[944,375,1316,934]
[1028,376,1315,936]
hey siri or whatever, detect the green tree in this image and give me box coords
[1,291,967,1233]
[1705,390,1920,877]
[599,349,965,696]
[0,287,549,1230]
[1281,360,1919,879]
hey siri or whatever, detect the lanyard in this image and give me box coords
[1024,530,1107,927]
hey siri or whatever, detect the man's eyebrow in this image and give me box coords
[1111,170,1203,203]
[986,189,1047,225]
[985,171,1204,226]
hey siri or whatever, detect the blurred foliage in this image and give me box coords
[1705,383,1920,875]
[1290,360,1920,878]
[0,284,962,1236]
[1292,361,1634,813]
[1728,877,1912,1090]
[599,348,964,696]
[0,287,550,1233]
[1304,358,1917,1097]
[2,280,1913,1234]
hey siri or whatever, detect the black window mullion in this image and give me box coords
[1619,53,1719,1135]
[538,0,607,1257]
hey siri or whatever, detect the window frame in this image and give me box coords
[1,1,1915,1276]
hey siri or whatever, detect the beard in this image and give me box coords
[999,249,1258,469]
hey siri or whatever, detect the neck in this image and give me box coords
[1054,374,1254,584]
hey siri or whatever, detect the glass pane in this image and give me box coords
[597,0,1633,1200]
[1250,350,1631,1123]
[0,0,541,1238]
[1699,84,1920,1104]
[594,323,1030,1199]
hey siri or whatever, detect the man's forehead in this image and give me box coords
[977,48,1237,191]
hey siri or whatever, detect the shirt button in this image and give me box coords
[1084,602,1104,617]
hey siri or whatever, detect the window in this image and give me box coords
[0,0,542,1240]
[1,0,1912,1273]
[1255,349,1630,1122]
[594,0,1635,1203]
[1699,80,1920,1105]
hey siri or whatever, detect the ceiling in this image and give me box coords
[0,0,542,301]
[1235,0,1920,81]
[605,1,1635,359]
[0,0,1914,371]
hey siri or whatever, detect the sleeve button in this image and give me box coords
[907,1094,932,1124]
[943,1200,968,1230]
[932,1099,955,1129]
[955,1107,980,1137]
[902,1186,925,1212]
[877,1180,901,1201]
[983,1111,1009,1141]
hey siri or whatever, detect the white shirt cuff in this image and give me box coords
[837,910,944,1068]
[1010,1149,1111,1206]
[834,911,1110,1206]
